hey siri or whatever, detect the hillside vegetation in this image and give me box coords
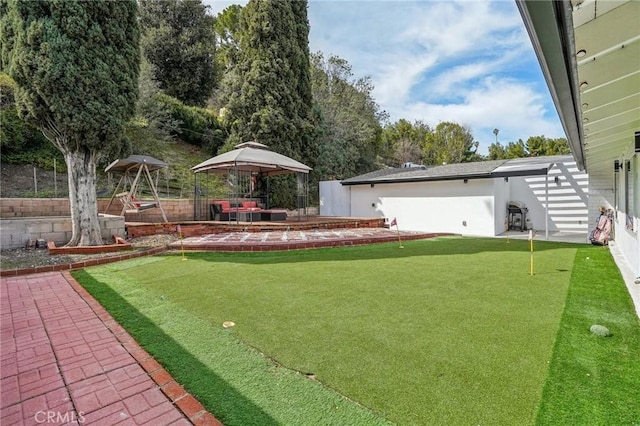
[1,1,570,204]
[0,138,212,199]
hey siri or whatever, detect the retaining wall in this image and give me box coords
[1,198,194,222]
[1,214,125,249]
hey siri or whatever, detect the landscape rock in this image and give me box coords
[590,324,611,337]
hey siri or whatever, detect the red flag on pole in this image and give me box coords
[390,218,403,248]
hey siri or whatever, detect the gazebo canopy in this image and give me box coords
[105,155,167,173]
[192,141,311,176]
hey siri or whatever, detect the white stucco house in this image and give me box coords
[321,156,589,240]
[321,0,639,283]
[517,0,639,279]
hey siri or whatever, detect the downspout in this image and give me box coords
[545,171,549,240]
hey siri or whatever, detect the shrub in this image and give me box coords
[1,73,64,170]
[154,93,227,153]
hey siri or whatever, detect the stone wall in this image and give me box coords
[1,198,72,218]
[1,214,125,249]
[1,198,194,222]
[1,198,317,222]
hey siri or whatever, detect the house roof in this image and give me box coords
[516,0,639,183]
[341,156,570,186]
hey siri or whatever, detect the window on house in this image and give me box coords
[625,159,636,231]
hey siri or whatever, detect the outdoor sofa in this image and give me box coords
[210,200,287,222]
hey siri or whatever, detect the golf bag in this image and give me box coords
[589,208,613,246]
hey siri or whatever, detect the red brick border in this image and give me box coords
[47,236,132,255]
[62,271,223,426]
[1,246,167,277]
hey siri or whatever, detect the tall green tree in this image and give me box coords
[424,122,478,165]
[526,135,570,156]
[525,135,546,157]
[222,0,315,207]
[381,119,431,167]
[488,136,570,160]
[487,141,507,160]
[213,4,243,71]
[1,0,140,246]
[545,137,570,155]
[311,53,385,179]
[138,0,216,107]
[505,139,528,158]
[224,0,314,158]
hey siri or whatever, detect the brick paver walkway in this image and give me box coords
[170,228,446,251]
[0,271,221,425]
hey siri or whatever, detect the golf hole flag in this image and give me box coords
[529,229,534,275]
[390,218,403,248]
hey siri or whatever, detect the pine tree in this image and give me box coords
[1,0,140,246]
[222,0,315,207]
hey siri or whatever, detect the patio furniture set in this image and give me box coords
[211,200,288,222]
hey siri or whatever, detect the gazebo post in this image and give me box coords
[234,161,239,224]
[193,172,198,220]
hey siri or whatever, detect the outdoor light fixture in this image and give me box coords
[554,176,560,185]
[463,179,469,184]
[370,183,375,188]
[614,160,621,172]
[626,160,631,172]
[504,177,509,182]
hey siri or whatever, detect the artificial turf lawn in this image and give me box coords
[73,237,639,425]
[535,245,640,425]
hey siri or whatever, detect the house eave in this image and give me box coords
[515,0,586,171]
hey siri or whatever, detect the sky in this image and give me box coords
[205,0,566,155]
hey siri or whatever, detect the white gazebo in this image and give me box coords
[191,141,312,221]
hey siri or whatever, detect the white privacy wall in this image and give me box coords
[493,177,510,235]
[319,159,592,238]
[319,180,351,217]
[508,160,589,234]
[348,179,497,236]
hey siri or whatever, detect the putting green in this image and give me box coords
[80,238,578,424]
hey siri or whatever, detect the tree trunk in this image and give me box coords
[64,147,104,246]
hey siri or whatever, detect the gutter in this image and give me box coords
[515,0,586,171]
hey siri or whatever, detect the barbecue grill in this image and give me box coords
[507,201,528,232]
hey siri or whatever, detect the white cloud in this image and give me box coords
[394,77,563,152]
[204,0,247,15]
[400,1,522,57]
[306,1,565,152]
[204,0,566,154]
